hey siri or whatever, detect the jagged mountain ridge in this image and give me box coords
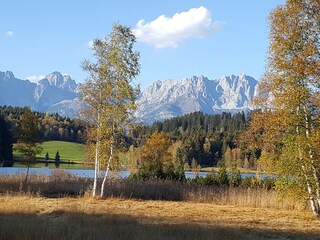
[0,71,80,117]
[0,70,258,123]
[135,74,258,123]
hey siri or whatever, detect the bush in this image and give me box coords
[128,167,185,181]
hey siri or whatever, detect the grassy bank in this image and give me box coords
[0,196,319,240]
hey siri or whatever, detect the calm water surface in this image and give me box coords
[0,167,266,179]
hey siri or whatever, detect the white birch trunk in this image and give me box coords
[303,107,320,215]
[92,138,99,197]
[92,109,101,197]
[295,106,319,217]
[100,138,113,198]
[301,164,318,217]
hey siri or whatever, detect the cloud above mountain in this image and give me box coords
[133,6,224,48]
[5,31,14,37]
[26,75,45,83]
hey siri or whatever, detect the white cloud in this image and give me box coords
[25,75,45,83]
[132,6,224,48]
[5,31,14,37]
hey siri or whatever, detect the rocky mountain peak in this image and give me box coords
[4,71,14,80]
[0,71,15,81]
[0,70,259,123]
[46,71,64,85]
[38,71,78,92]
[135,74,258,124]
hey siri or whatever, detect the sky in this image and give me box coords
[0,0,284,90]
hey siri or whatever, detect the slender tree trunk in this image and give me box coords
[311,163,320,209]
[101,137,113,198]
[92,109,101,197]
[295,106,319,217]
[92,139,99,197]
[25,164,30,184]
[303,107,320,215]
[302,165,319,217]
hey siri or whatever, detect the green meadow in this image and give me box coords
[38,141,86,162]
[14,141,86,162]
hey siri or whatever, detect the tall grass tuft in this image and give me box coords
[0,171,306,211]
[0,170,92,197]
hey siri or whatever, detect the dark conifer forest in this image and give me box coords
[130,111,258,168]
[0,106,87,143]
[0,106,257,169]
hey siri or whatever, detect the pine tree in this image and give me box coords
[45,152,49,161]
[55,151,60,168]
[0,116,13,167]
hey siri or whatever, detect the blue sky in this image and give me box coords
[1,0,284,90]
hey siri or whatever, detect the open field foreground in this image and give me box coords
[0,196,319,240]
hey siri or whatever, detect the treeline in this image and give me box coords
[0,115,13,166]
[0,105,259,170]
[0,106,87,143]
[130,111,259,169]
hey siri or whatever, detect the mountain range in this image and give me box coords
[0,71,82,117]
[135,74,258,123]
[0,71,259,123]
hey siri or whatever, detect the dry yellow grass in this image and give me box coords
[1,195,320,240]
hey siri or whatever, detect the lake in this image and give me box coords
[0,167,266,179]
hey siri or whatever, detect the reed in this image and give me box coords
[0,171,306,211]
[0,170,92,197]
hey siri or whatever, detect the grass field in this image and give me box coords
[0,196,319,240]
[38,141,85,161]
[14,141,86,162]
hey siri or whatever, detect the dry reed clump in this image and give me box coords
[101,179,184,201]
[183,186,306,211]
[0,170,92,197]
[100,179,305,211]
[0,172,306,211]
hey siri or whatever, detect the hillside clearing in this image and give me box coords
[14,141,86,162]
[38,141,85,161]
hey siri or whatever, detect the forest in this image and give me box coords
[0,105,253,169]
[0,105,87,166]
[0,105,87,143]
[131,111,257,168]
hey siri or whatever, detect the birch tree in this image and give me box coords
[245,0,320,216]
[80,24,140,197]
